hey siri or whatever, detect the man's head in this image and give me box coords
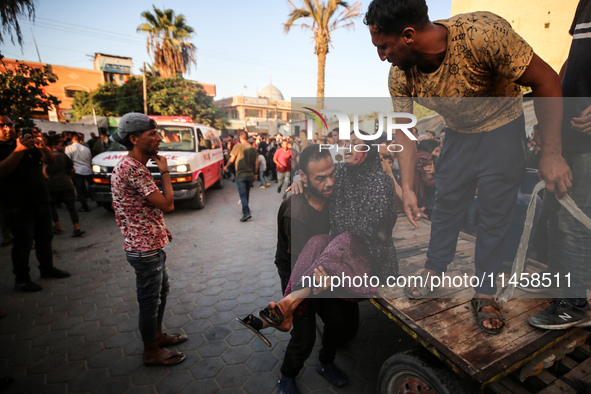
[365,0,429,70]
[239,130,248,143]
[427,130,436,139]
[327,129,339,144]
[381,154,394,169]
[50,135,66,152]
[299,146,334,198]
[111,113,159,153]
[0,115,16,143]
[281,140,288,150]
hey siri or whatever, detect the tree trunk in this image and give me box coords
[316,47,327,110]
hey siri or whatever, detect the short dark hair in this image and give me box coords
[382,154,394,162]
[364,0,429,36]
[239,130,248,141]
[299,145,332,175]
[427,130,436,138]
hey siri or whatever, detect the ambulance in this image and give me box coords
[89,116,225,210]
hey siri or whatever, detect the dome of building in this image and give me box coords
[258,84,284,100]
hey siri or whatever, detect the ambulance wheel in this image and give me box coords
[189,178,205,210]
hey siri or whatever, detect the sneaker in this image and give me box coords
[40,267,71,279]
[15,280,42,292]
[529,299,591,330]
[316,363,348,387]
[240,213,252,222]
[266,182,270,187]
[277,186,282,193]
[277,377,299,394]
[259,185,266,189]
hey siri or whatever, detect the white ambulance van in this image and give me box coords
[89,116,224,210]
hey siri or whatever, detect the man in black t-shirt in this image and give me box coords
[529,0,591,330]
[0,115,70,292]
[274,146,358,394]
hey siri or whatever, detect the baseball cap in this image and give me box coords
[110,113,157,143]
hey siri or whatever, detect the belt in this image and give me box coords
[125,249,161,259]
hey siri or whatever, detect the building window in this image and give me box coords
[245,109,261,117]
[288,113,300,121]
[266,110,276,119]
[65,89,83,98]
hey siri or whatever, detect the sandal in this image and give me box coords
[403,272,437,299]
[471,297,505,335]
[259,304,285,326]
[143,350,186,366]
[158,333,188,348]
[236,315,272,347]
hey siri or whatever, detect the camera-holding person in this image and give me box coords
[0,115,70,292]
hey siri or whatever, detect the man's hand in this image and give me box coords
[17,134,35,151]
[538,153,572,198]
[151,155,169,173]
[312,266,330,295]
[288,174,304,194]
[402,188,424,229]
[571,105,591,134]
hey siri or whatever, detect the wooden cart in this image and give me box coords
[371,218,591,393]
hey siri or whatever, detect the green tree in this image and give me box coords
[284,0,361,99]
[148,76,229,130]
[137,6,196,77]
[0,0,35,46]
[0,56,60,128]
[70,75,229,130]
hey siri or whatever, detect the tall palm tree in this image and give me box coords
[0,0,35,46]
[284,0,361,100]
[137,6,196,77]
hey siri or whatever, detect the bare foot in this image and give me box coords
[474,293,504,331]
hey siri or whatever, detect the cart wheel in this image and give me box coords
[189,178,205,210]
[378,349,470,394]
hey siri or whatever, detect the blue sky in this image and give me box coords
[0,0,451,100]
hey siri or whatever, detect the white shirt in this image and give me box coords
[65,142,92,176]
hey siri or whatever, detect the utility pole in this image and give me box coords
[143,62,148,115]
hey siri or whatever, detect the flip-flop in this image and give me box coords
[471,297,505,335]
[259,304,285,326]
[143,351,186,366]
[236,315,272,347]
[159,333,188,348]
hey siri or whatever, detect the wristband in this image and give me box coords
[161,171,170,176]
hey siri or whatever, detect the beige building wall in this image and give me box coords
[450,0,579,72]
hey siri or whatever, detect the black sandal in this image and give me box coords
[236,315,272,347]
[472,297,505,335]
[259,304,284,327]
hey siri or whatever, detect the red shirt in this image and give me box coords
[111,156,171,251]
[274,148,292,173]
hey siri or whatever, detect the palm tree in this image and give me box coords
[137,6,196,77]
[0,0,35,46]
[284,0,362,100]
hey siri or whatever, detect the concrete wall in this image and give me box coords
[450,0,579,72]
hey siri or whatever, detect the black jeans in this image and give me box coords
[4,203,54,282]
[280,298,359,379]
[73,174,92,210]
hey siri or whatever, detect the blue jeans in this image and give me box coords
[546,152,591,301]
[259,170,269,185]
[4,203,54,282]
[127,250,170,343]
[236,176,253,214]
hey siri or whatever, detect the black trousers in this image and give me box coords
[4,203,54,282]
[73,174,92,210]
[280,298,359,378]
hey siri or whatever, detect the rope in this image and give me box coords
[497,181,591,303]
